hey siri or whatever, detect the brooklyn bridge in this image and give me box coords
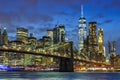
[0,41,110,72]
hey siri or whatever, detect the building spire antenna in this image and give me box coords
[81,5,84,17]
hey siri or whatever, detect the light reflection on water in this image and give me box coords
[0,72,120,80]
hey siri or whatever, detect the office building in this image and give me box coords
[53,24,66,44]
[78,5,87,53]
[98,28,105,56]
[16,27,28,44]
[88,22,98,53]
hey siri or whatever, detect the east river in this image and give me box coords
[0,72,120,80]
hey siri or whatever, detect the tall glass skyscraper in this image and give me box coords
[78,5,87,53]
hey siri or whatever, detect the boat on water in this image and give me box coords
[0,64,23,71]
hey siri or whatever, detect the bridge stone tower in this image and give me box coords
[59,41,74,72]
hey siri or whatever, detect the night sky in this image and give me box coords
[0,0,120,54]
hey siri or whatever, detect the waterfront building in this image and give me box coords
[36,39,45,66]
[9,40,24,50]
[78,5,87,53]
[36,36,52,66]
[16,27,28,44]
[8,41,24,66]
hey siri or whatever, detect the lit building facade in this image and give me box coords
[24,43,35,66]
[88,22,98,53]
[24,33,36,66]
[78,5,87,53]
[8,41,24,66]
[98,28,105,56]
[16,27,28,44]
[36,36,52,66]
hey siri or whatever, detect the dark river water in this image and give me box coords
[0,72,120,80]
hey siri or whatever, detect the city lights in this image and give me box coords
[0,6,119,72]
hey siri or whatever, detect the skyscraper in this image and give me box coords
[108,41,116,56]
[78,5,87,53]
[53,24,66,44]
[98,28,105,56]
[88,22,97,52]
[111,41,116,56]
[16,27,28,44]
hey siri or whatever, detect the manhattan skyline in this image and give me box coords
[0,0,120,53]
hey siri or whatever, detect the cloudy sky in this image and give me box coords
[0,0,120,53]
